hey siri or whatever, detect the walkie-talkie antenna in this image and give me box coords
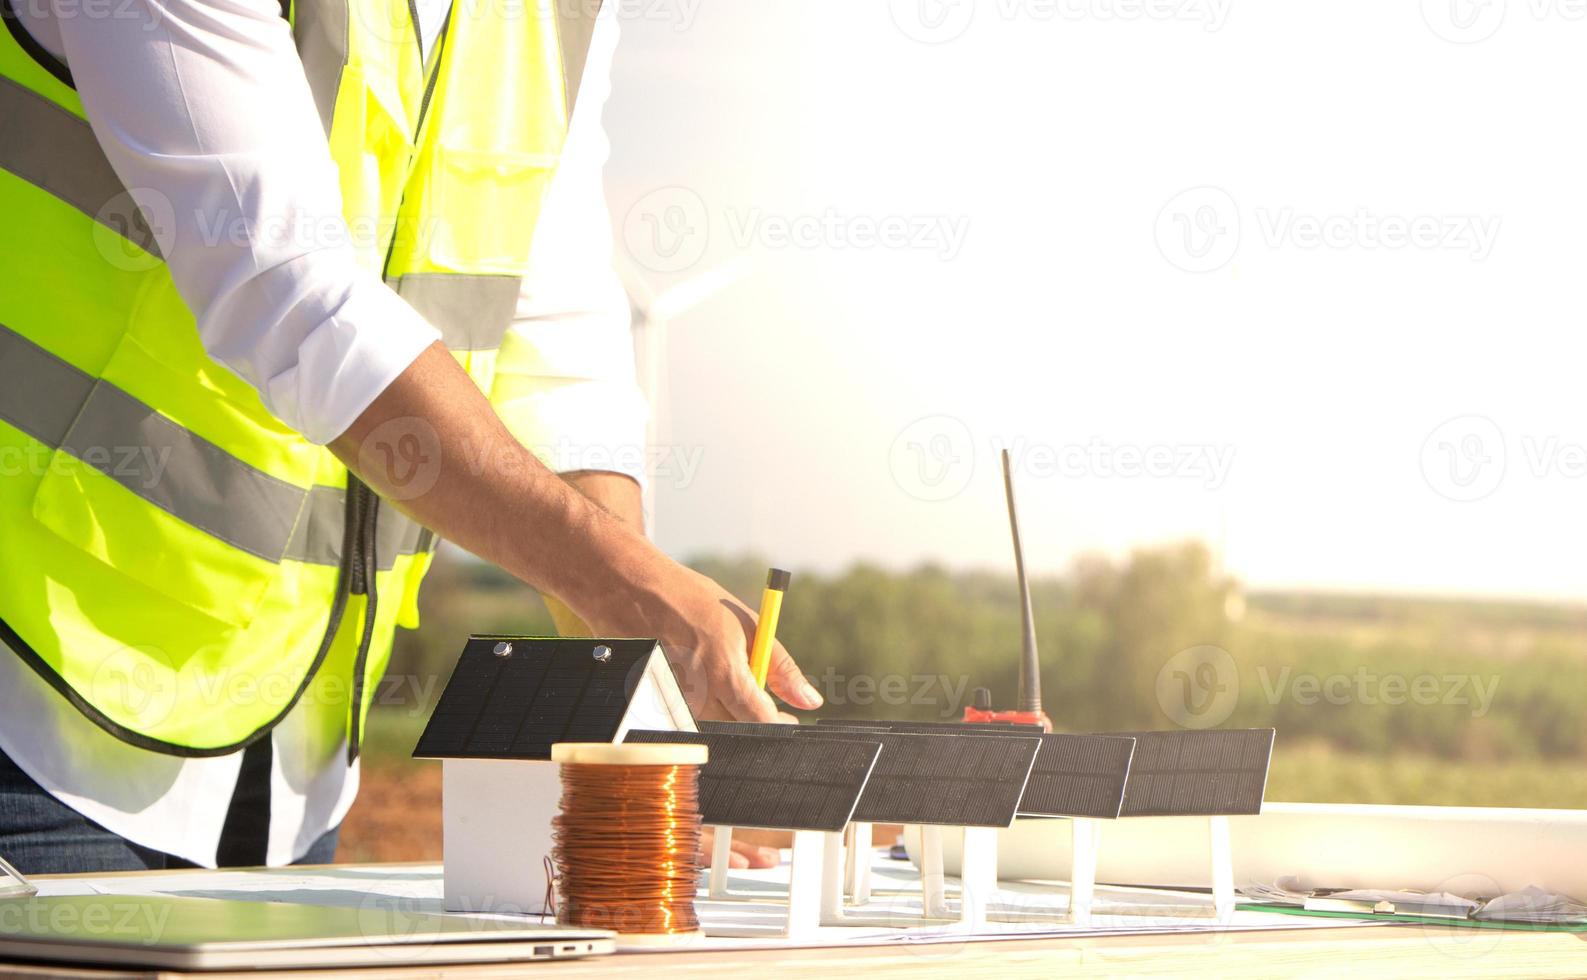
[1002,449,1042,713]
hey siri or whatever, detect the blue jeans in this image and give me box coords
[0,746,339,875]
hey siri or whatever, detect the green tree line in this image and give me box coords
[391,542,1587,764]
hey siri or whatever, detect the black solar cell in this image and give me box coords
[413,637,671,760]
[1101,729,1275,817]
[797,722,1137,819]
[699,724,1039,827]
[624,730,881,832]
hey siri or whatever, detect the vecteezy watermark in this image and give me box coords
[889,0,1233,44]
[357,417,444,502]
[91,189,447,273]
[1421,0,1507,42]
[1156,186,1501,273]
[0,443,173,489]
[1422,0,1587,43]
[1421,415,1506,502]
[621,186,969,273]
[350,0,700,50]
[90,643,449,727]
[1256,667,1500,717]
[888,417,1236,503]
[808,667,974,717]
[722,209,970,262]
[1154,645,1502,728]
[623,187,711,274]
[358,417,707,498]
[889,415,977,502]
[1418,873,1505,960]
[0,898,172,939]
[1419,416,1587,502]
[1156,644,1240,728]
[1154,186,1241,273]
[4,0,161,28]
[1000,436,1235,489]
[518,439,706,491]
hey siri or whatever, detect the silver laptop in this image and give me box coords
[0,895,614,970]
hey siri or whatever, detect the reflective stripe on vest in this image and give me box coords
[0,323,430,569]
[0,76,160,256]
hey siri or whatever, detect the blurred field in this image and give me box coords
[336,544,1587,863]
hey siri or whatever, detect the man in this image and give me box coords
[0,0,817,872]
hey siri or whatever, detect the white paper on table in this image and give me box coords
[28,852,1390,952]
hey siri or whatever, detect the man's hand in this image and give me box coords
[541,473,813,720]
[582,563,816,721]
[331,343,821,721]
[700,828,784,870]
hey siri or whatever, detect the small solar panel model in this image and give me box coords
[701,721,1039,930]
[1094,726,1276,919]
[822,723,1138,925]
[625,729,882,938]
[412,636,696,917]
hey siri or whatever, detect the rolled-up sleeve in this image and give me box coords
[50,0,440,445]
[489,9,647,489]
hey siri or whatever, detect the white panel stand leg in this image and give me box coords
[821,831,846,921]
[920,824,949,919]
[706,828,826,938]
[708,826,734,899]
[1209,815,1235,921]
[958,826,997,930]
[784,830,823,938]
[1069,817,1097,926]
[841,825,854,897]
[846,822,872,904]
[822,824,971,928]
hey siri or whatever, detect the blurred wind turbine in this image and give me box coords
[617,255,749,537]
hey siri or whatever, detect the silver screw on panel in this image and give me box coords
[493,641,513,658]
[593,645,612,663]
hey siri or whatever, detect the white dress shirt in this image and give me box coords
[0,0,643,865]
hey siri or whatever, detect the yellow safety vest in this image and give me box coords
[0,0,597,755]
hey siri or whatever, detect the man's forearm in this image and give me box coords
[544,472,643,636]
[329,342,819,720]
[329,342,651,616]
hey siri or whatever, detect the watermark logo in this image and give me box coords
[1419,873,1505,960]
[623,186,710,274]
[90,644,179,730]
[1156,645,1239,728]
[723,209,969,261]
[890,0,976,43]
[92,188,175,273]
[0,898,173,941]
[358,416,443,502]
[1421,415,1505,502]
[1257,667,1500,716]
[889,415,977,501]
[1155,186,1241,273]
[808,667,974,717]
[1157,188,1501,272]
[1002,436,1235,489]
[888,419,1237,502]
[1156,646,1502,725]
[1421,0,1507,42]
[890,0,1232,43]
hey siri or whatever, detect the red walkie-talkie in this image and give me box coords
[964,449,1053,732]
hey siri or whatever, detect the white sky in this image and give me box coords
[598,0,1587,600]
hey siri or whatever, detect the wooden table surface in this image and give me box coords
[2,867,1583,979]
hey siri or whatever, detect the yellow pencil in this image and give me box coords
[748,568,790,689]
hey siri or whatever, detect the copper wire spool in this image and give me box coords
[550,743,708,941]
